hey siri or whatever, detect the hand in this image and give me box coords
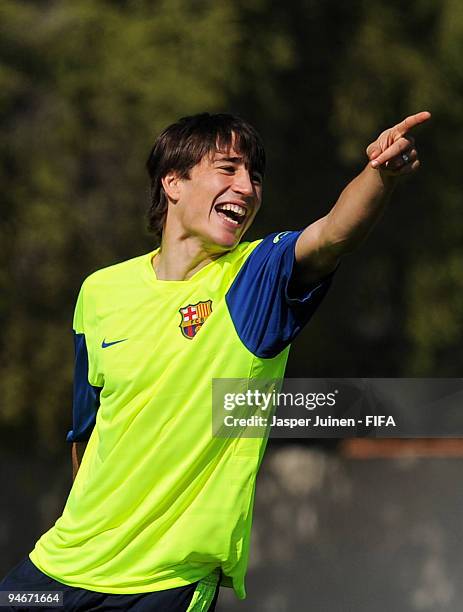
[366,111,431,176]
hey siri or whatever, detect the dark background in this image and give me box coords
[1,1,463,610]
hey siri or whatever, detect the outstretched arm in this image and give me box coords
[294,111,431,284]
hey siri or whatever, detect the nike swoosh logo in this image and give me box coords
[273,231,290,244]
[101,338,128,349]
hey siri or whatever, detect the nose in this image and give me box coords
[232,166,254,196]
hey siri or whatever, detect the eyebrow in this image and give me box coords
[213,155,243,163]
[212,154,262,178]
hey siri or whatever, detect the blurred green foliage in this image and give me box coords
[1,0,462,453]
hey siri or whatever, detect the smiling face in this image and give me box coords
[164,143,263,252]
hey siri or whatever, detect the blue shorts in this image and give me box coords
[0,556,220,611]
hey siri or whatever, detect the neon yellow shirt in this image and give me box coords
[29,231,332,598]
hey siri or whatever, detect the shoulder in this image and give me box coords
[246,231,300,258]
[230,231,302,273]
[80,252,152,293]
[222,232,299,268]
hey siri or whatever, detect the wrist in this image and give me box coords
[364,162,399,194]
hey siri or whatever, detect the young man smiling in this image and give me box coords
[1,111,430,611]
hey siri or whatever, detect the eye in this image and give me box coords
[219,166,236,173]
[252,173,263,184]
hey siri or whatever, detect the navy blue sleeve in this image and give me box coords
[66,332,101,443]
[225,231,334,358]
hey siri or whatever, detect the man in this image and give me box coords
[1,111,430,610]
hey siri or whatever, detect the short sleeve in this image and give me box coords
[225,231,334,358]
[66,282,102,443]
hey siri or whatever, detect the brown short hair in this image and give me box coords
[146,113,266,240]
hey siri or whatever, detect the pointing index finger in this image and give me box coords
[394,111,431,137]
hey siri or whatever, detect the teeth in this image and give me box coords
[222,215,239,225]
[219,203,246,217]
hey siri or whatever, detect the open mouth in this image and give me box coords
[214,202,247,227]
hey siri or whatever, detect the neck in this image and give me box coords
[153,232,226,281]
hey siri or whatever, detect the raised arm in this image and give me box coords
[294,111,431,284]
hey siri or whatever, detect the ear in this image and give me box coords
[161,172,182,202]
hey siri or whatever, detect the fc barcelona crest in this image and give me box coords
[179,300,213,339]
